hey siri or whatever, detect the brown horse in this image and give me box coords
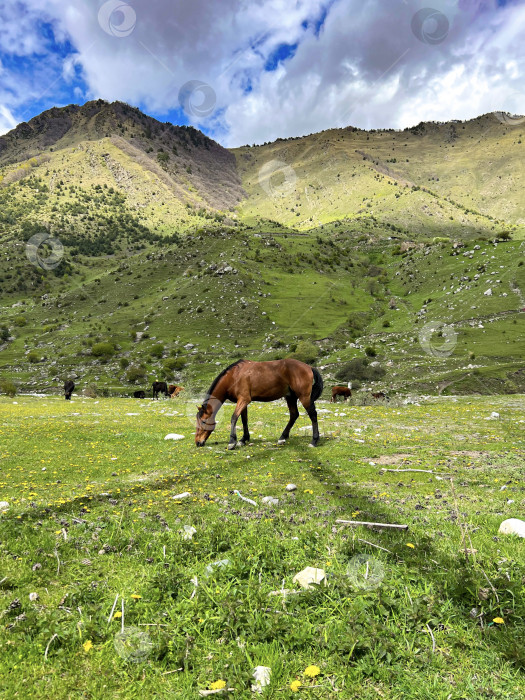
[331,386,352,402]
[195,359,324,449]
[371,391,389,401]
[168,385,184,398]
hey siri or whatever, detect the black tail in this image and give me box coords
[311,367,324,402]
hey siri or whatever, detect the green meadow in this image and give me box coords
[0,394,524,699]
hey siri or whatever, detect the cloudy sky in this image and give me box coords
[0,0,523,146]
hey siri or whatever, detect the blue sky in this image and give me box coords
[0,0,524,146]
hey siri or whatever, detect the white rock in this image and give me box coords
[0,501,9,511]
[285,483,297,492]
[164,433,185,440]
[261,496,279,505]
[29,592,39,602]
[172,492,191,500]
[484,288,492,296]
[252,666,271,693]
[292,566,327,589]
[490,412,500,419]
[498,518,525,538]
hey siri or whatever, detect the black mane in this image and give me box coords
[203,359,245,405]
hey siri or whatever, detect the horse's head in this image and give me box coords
[195,402,216,446]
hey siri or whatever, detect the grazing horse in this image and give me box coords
[64,380,75,400]
[168,384,184,398]
[133,390,146,399]
[371,391,389,401]
[331,385,352,403]
[195,359,323,449]
[152,381,169,399]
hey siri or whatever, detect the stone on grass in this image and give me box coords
[251,666,271,693]
[0,501,9,511]
[261,496,279,506]
[498,518,525,538]
[164,433,185,440]
[172,492,191,500]
[29,592,39,602]
[292,567,327,589]
[285,484,297,492]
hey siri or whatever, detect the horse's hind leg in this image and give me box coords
[298,394,320,447]
[278,394,299,445]
[238,407,250,446]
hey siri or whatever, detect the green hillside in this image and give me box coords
[0,102,523,397]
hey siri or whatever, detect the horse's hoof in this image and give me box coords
[227,443,236,450]
[277,439,286,445]
[308,442,318,448]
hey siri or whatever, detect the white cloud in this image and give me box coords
[0,104,18,135]
[1,0,525,145]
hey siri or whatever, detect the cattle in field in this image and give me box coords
[168,385,184,398]
[64,380,75,400]
[133,390,146,398]
[371,391,389,401]
[331,385,352,402]
[152,381,169,399]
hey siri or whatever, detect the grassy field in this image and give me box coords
[1,394,524,698]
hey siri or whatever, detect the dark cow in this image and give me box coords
[331,385,352,403]
[152,381,169,400]
[64,380,75,400]
[133,390,146,399]
[371,391,389,401]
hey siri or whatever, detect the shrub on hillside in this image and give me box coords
[164,357,186,372]
[150,344,164,358]
[0,379,17,397]
[92,341,115,358]
[126,366,147,383]
[27,350,41,363]
[289,340,319,364]
[335,357,386,383]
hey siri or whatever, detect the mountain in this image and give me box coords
[0,101,523,398]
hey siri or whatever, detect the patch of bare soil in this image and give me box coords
[367,454,413,465]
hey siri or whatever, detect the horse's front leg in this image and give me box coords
[238,407,250,446]
[228,400,250,450]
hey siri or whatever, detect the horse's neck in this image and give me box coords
[208,376,228,410]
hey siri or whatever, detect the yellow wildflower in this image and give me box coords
[113,612,122,619]
[304,665,321,678]
[493,617,505,624]
[130,594,142,600]
[83,640,93,652]
[209,680,226,690]
[406,543,415,549]
[290,680,301,692]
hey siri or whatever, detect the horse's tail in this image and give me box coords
[311,367,324,403]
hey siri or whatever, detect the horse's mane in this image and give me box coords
[203,359,245,406]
